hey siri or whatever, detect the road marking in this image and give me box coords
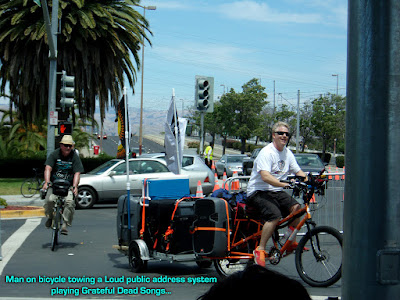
[0,218,41,275]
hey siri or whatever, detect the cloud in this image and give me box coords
[152,41,250,71]
[218,1,323,24]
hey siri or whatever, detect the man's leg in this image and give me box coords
[43,187,55,228]
[254,218,279,267]
[63,190,75,226]
[288,203,301,228]
[61,190,75,235]
[286,203,309,253]
[259,219,279,251]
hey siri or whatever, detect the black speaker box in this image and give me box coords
[192,197,231,257]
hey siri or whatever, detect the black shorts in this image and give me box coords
[247,190,299,222]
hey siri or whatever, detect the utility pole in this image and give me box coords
[37,0,59,157]
[344,1,400,299]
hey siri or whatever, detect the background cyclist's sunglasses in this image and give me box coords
[61,143,73,148]
[275,131,290,137]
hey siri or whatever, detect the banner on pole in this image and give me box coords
[116,96,129,159]
[164,96,187,174]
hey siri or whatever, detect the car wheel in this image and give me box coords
[76,186,97,209]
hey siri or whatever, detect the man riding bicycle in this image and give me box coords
[43,135,84,235]
[246,121,307,267]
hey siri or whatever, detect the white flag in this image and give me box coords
[164,96,187,174]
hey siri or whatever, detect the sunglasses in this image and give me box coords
[61,143,72,148]
[275,131,290,137]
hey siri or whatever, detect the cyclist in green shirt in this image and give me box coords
[43,135,84,235]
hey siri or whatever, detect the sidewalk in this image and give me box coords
[0,195,44,218]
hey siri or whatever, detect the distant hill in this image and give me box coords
[0,103,188,137]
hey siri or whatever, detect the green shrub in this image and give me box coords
[336,155,345,168]
[187,142,200,154]
[247,144,263,153]
[232,142,241,150]
[223,139,236,149]
[0,197,7,208]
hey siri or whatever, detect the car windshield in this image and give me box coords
[87,160,121,175]
[295,155,324,168]
[227,156,246,163]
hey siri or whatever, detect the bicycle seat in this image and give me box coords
[52,179,71,197]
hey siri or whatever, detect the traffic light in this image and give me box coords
[58,122,73,135]
[60,70,75,108]
[195,75,214,112]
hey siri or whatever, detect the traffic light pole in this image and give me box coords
[199,112,205,156]
[344,1,400,298]
[39,0,58,157]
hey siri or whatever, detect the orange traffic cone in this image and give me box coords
[196,180,204,198]
[231,171,240,191]
[328,166,332,180]
[223,172,227,189]
[342,166,345,180]
[310,194,316,203]
[211,161,216,173]
[213,173,220,192]
[335,167,340,181]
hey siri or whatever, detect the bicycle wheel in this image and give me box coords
[295,225,342,287]
[21,178,39,198]
[214,230,254,277]
[51,208,61,251]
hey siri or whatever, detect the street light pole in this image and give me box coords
[138,5,156,155]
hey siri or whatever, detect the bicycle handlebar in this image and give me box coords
[280,170,328,202]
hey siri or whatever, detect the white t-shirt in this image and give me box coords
[247,143,301,196]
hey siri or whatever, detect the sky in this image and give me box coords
[129,0,348,112]
[0,0,348,115]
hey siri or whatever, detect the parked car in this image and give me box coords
[215,154,248,177]
[140,152,215,190]
[293,153,326,175]
[242,147,262,175]
[77,157,215,209]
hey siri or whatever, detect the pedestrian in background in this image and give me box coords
[203,142,214,168]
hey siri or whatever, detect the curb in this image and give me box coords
[0,206,45,219]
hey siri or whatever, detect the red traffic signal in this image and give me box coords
[58,122,72,135]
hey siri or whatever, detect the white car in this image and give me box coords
[77,158,214,209]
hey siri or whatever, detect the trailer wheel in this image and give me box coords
[129,241,147,273]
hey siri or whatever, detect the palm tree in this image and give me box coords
[0,0,151,123]
[0,109,47,158]
[72,118,98,151]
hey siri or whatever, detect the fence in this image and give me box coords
[300,172,345,233]
[223,172,345,233]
